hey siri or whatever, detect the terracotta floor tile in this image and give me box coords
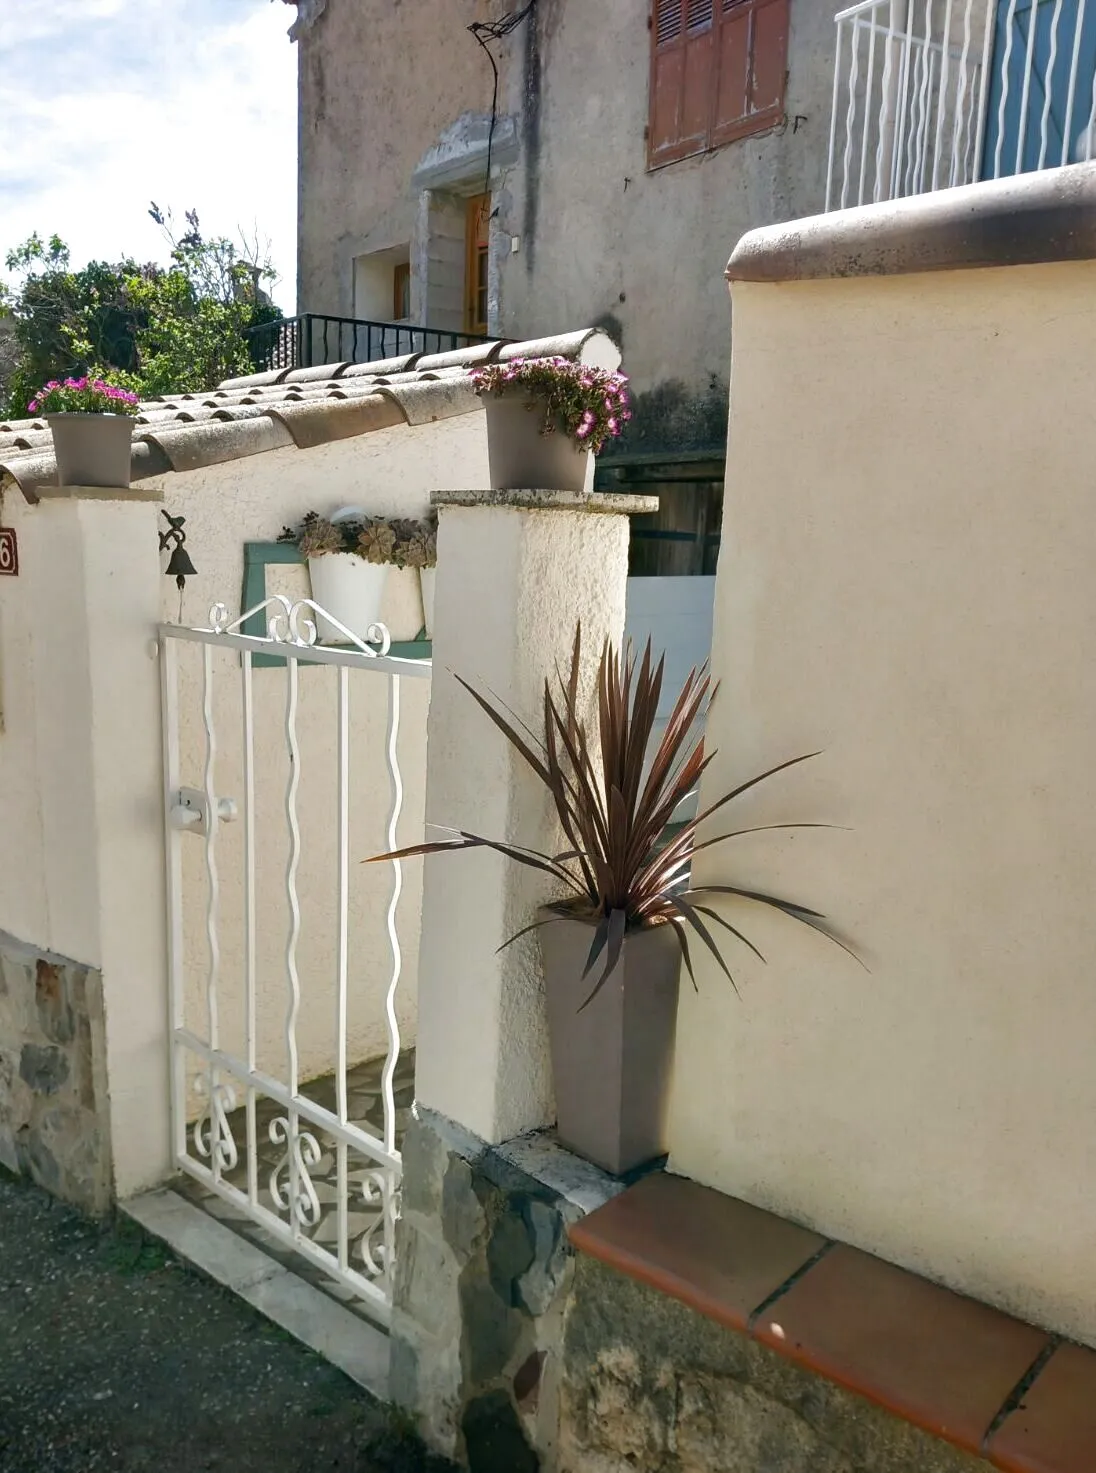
[567,1171,827,1333]
[751,1244,1049,1455]
[987,1343,1096,1473]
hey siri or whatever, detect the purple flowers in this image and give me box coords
[471,356,631,454]
[28,376,141,418]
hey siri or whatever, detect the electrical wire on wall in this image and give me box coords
[468,0,537,197]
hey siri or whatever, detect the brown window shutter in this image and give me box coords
[649,0,688,167]
[712,0,789,148]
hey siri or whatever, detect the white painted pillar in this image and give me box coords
[414,488,656,1144]
[27,484,171,1197]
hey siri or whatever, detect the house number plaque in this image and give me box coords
[0,528,17,576]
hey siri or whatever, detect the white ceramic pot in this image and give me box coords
[419,567,436,639]
[483,395,592,493]
[307,554,388,644]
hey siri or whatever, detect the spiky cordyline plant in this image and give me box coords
[371,625,857,1006]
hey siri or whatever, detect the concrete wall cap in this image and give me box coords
[727,161,1096,283]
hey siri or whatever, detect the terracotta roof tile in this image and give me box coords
[0,326,618,502]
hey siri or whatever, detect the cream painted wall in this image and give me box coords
[668,259,1096,1346]
[152,413,488,1105]
[0,491,170,1196]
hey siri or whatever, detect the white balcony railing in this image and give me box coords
[827,0,1096,211]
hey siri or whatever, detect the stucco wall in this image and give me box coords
[296,0,838,451]
[667,257,1096,1347]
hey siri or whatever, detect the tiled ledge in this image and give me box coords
[568,1173,1096,1473]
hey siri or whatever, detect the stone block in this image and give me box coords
[19,1043,69,1094]
[34,960,76,1045]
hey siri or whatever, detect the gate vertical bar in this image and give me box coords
[380,672,404,1289]
[284,650,303,1240]
[160,634,187,1165]
[336,664,351,1273]
[202,643,224,1182]
[242,649,258,1208]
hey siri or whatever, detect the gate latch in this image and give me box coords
[170,787,238,836]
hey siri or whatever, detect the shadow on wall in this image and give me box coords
[612,374,729,458]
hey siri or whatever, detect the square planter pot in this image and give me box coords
[540,910,681,1175]
[484,395,592,493]
[47,413,134,488]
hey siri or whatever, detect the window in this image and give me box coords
[393,261,411,320]
[648,0,789,169]
[464,194,490,336]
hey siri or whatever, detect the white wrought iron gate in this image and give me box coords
[159,595,430,1324]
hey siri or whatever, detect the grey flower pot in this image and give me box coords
[484,395,592,493]
[540,911,681,1175]
[47,413,134,488]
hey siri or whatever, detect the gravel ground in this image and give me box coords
[0,1170,450,1473]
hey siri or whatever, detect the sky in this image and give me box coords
[0,0,299,308]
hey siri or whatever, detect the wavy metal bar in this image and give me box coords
[827,16,846,209]
[912,0,935,193]
[1015,0,1042,172]
[859,10,880,203]
[874,2,898,202]
[931,0,955,189]
[1038,0,1066,169]
[1084,11,1096,158]
[1062,0,1088,164]
[841,16,863,208]
[242,648,258,1208]
[381,674,404,1161]
[336,663,350,1272]
[284,650,304,1234]
[201,642,224,1178]
[994,0,1021,177]
[895,0,918,194]
[951,0,974,185]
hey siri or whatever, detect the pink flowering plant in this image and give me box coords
[28,376,141,418]
[471,356,631,453]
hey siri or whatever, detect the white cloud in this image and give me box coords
[0,0,298,308]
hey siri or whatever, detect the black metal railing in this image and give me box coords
[245,313,495,374]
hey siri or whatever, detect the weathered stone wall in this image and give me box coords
[391,1107,623,1472]
[0,930,112,1214]
[560,1258,988,1473]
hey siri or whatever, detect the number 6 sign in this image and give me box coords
[0,527,18,576]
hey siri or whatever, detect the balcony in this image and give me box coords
[245,313,495,374]
[826,0,1096,211]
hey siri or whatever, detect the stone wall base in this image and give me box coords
[560,1257,988,1473]
[391,1107,623,1471]
[0,930,112,1214]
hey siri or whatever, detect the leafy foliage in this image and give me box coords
[471,355,631,453]
[281,510,438,568]
[28,375,140,417]
[0,207,282,417]
[371,625,858,1005]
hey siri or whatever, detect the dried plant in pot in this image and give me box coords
[371,625,858,1176]
[30,376,141,488]
[471,356,631,494]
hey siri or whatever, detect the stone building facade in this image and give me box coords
[289,0,839,559]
